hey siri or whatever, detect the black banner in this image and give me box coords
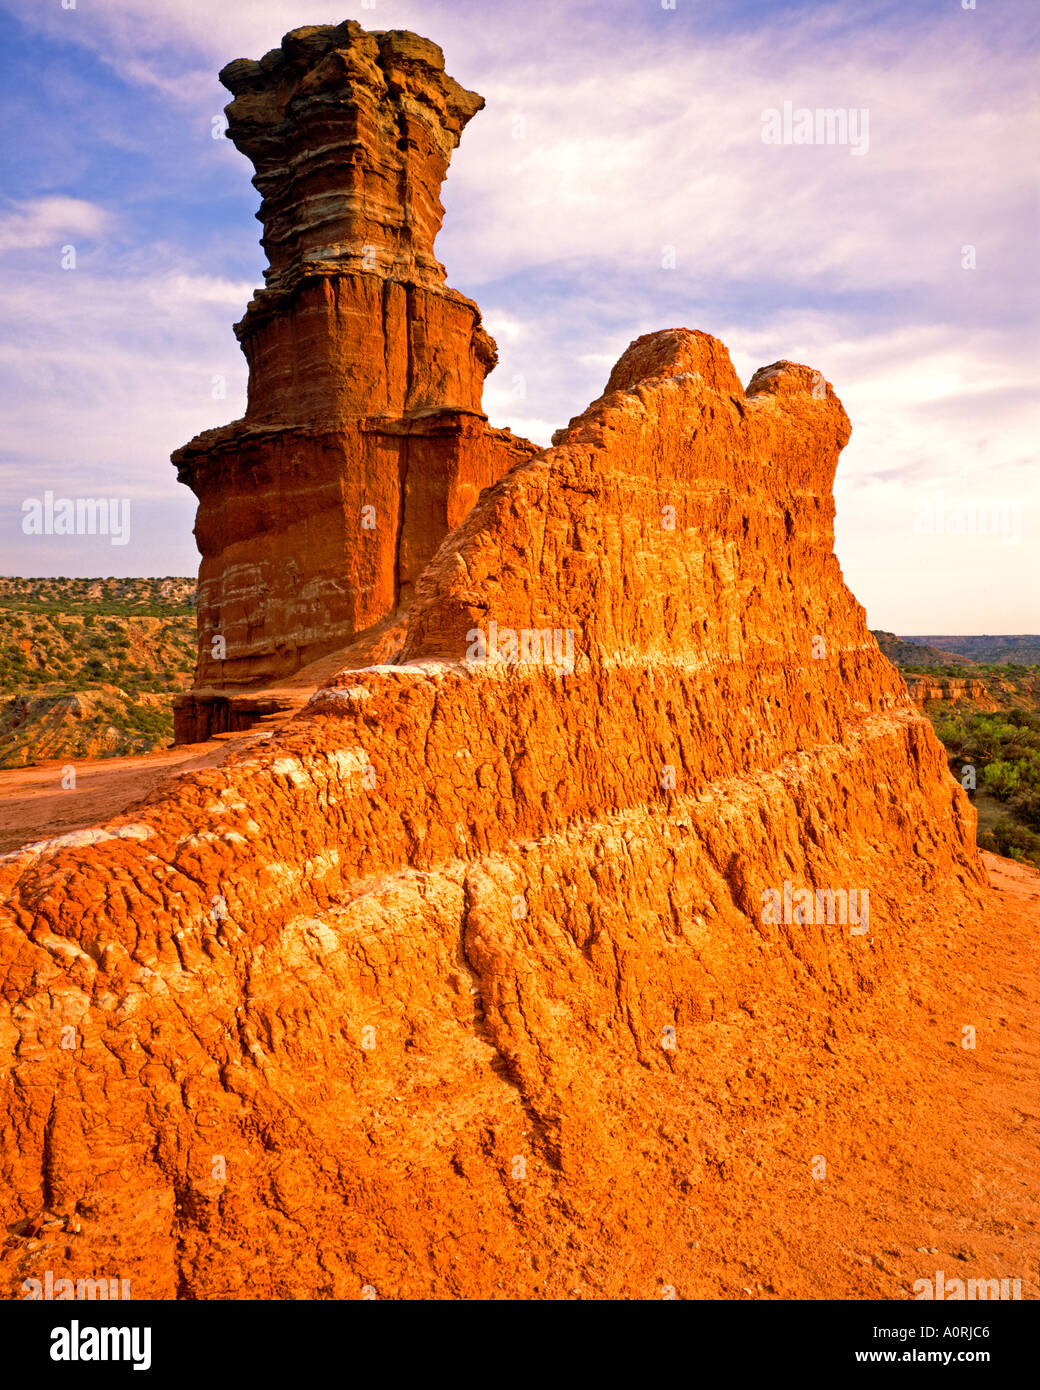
[0,1296,1029,1377]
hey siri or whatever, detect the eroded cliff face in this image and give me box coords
[0,299,997,1297]
[904,675,996,709]
[3,18,1025,1304]
[173,22,536,733]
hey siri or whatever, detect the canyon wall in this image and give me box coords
[0,312,987,1296]
[0,22,1005,1302]
[904,675,996,708]
[172,22,535,738]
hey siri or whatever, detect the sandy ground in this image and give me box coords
[0,736,259,853]
[0,632,401,854]
[727,847,1040,1299]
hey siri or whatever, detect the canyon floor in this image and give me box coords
[0,642,363,853]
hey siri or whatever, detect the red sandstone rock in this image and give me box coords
[0,26,1035,1306]
[904,675,996,708]
[173,22,536,729]
[0,317,1015,1299]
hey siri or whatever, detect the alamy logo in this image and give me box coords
[913,495,1021,546]
[466,620,577,675]
[761,101,870,156]
[22,490,131,546]
[760,881,869,935]
[914,1271,1021,1301]
[23,1271,131,1300]
[49,1319,151,1371]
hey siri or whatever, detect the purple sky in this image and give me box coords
[1,0,1037,630]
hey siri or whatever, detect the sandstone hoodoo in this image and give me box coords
[1,24,1033,1303]
[173,22,535,740]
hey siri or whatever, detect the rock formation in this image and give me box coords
[1,24,1034,1304]
[904,675,996,709]
[173,22,535,740]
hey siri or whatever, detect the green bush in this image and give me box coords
[1008,788,1040,833]
[984,760,1022,800]
[978,816,1040,869]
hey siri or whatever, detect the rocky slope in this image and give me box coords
[871,630,975,668]
[903,676,996,709]
[908,635,1040,665]
[0,22,1032,1303]
[0,321,996,1299]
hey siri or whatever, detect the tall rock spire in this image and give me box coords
[173,23,534,739]
[220,23,497,424]
[0,24,1002,1308]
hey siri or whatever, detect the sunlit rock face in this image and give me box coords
[173,22,535,734]
[0,24,1007,1306]
[0,313,988,1297]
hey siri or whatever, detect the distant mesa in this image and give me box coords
[904,635,1040,666]
[870,630,975,668]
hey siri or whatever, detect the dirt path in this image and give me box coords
[0,736,261,853]
[0,624,410,856]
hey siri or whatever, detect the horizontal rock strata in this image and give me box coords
[173,22,536,735]
[904,675,995,708]
[0,317,991,1297]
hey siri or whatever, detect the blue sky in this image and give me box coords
[0,0,1037,630]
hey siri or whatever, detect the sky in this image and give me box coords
[0,0,1036,631]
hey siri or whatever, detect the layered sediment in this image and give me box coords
[0,319,993,1298]
[0,24,1026,1304]
[173,22,535,733]
[904,675,995,708]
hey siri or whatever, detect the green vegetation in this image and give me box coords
[917,688,1040,871]
[0,576,195,617]
[908,660,1038,686]
[880,632,1040,869]
[0,577,197,768]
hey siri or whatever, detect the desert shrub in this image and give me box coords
[934,715,965,747]
[1008,788,1040,833]
[984,760,1022,800]
[979,816,1040,869]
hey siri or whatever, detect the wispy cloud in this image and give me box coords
[0,257,250,498]
[0,196,109,253]
[0,0,1036,625]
